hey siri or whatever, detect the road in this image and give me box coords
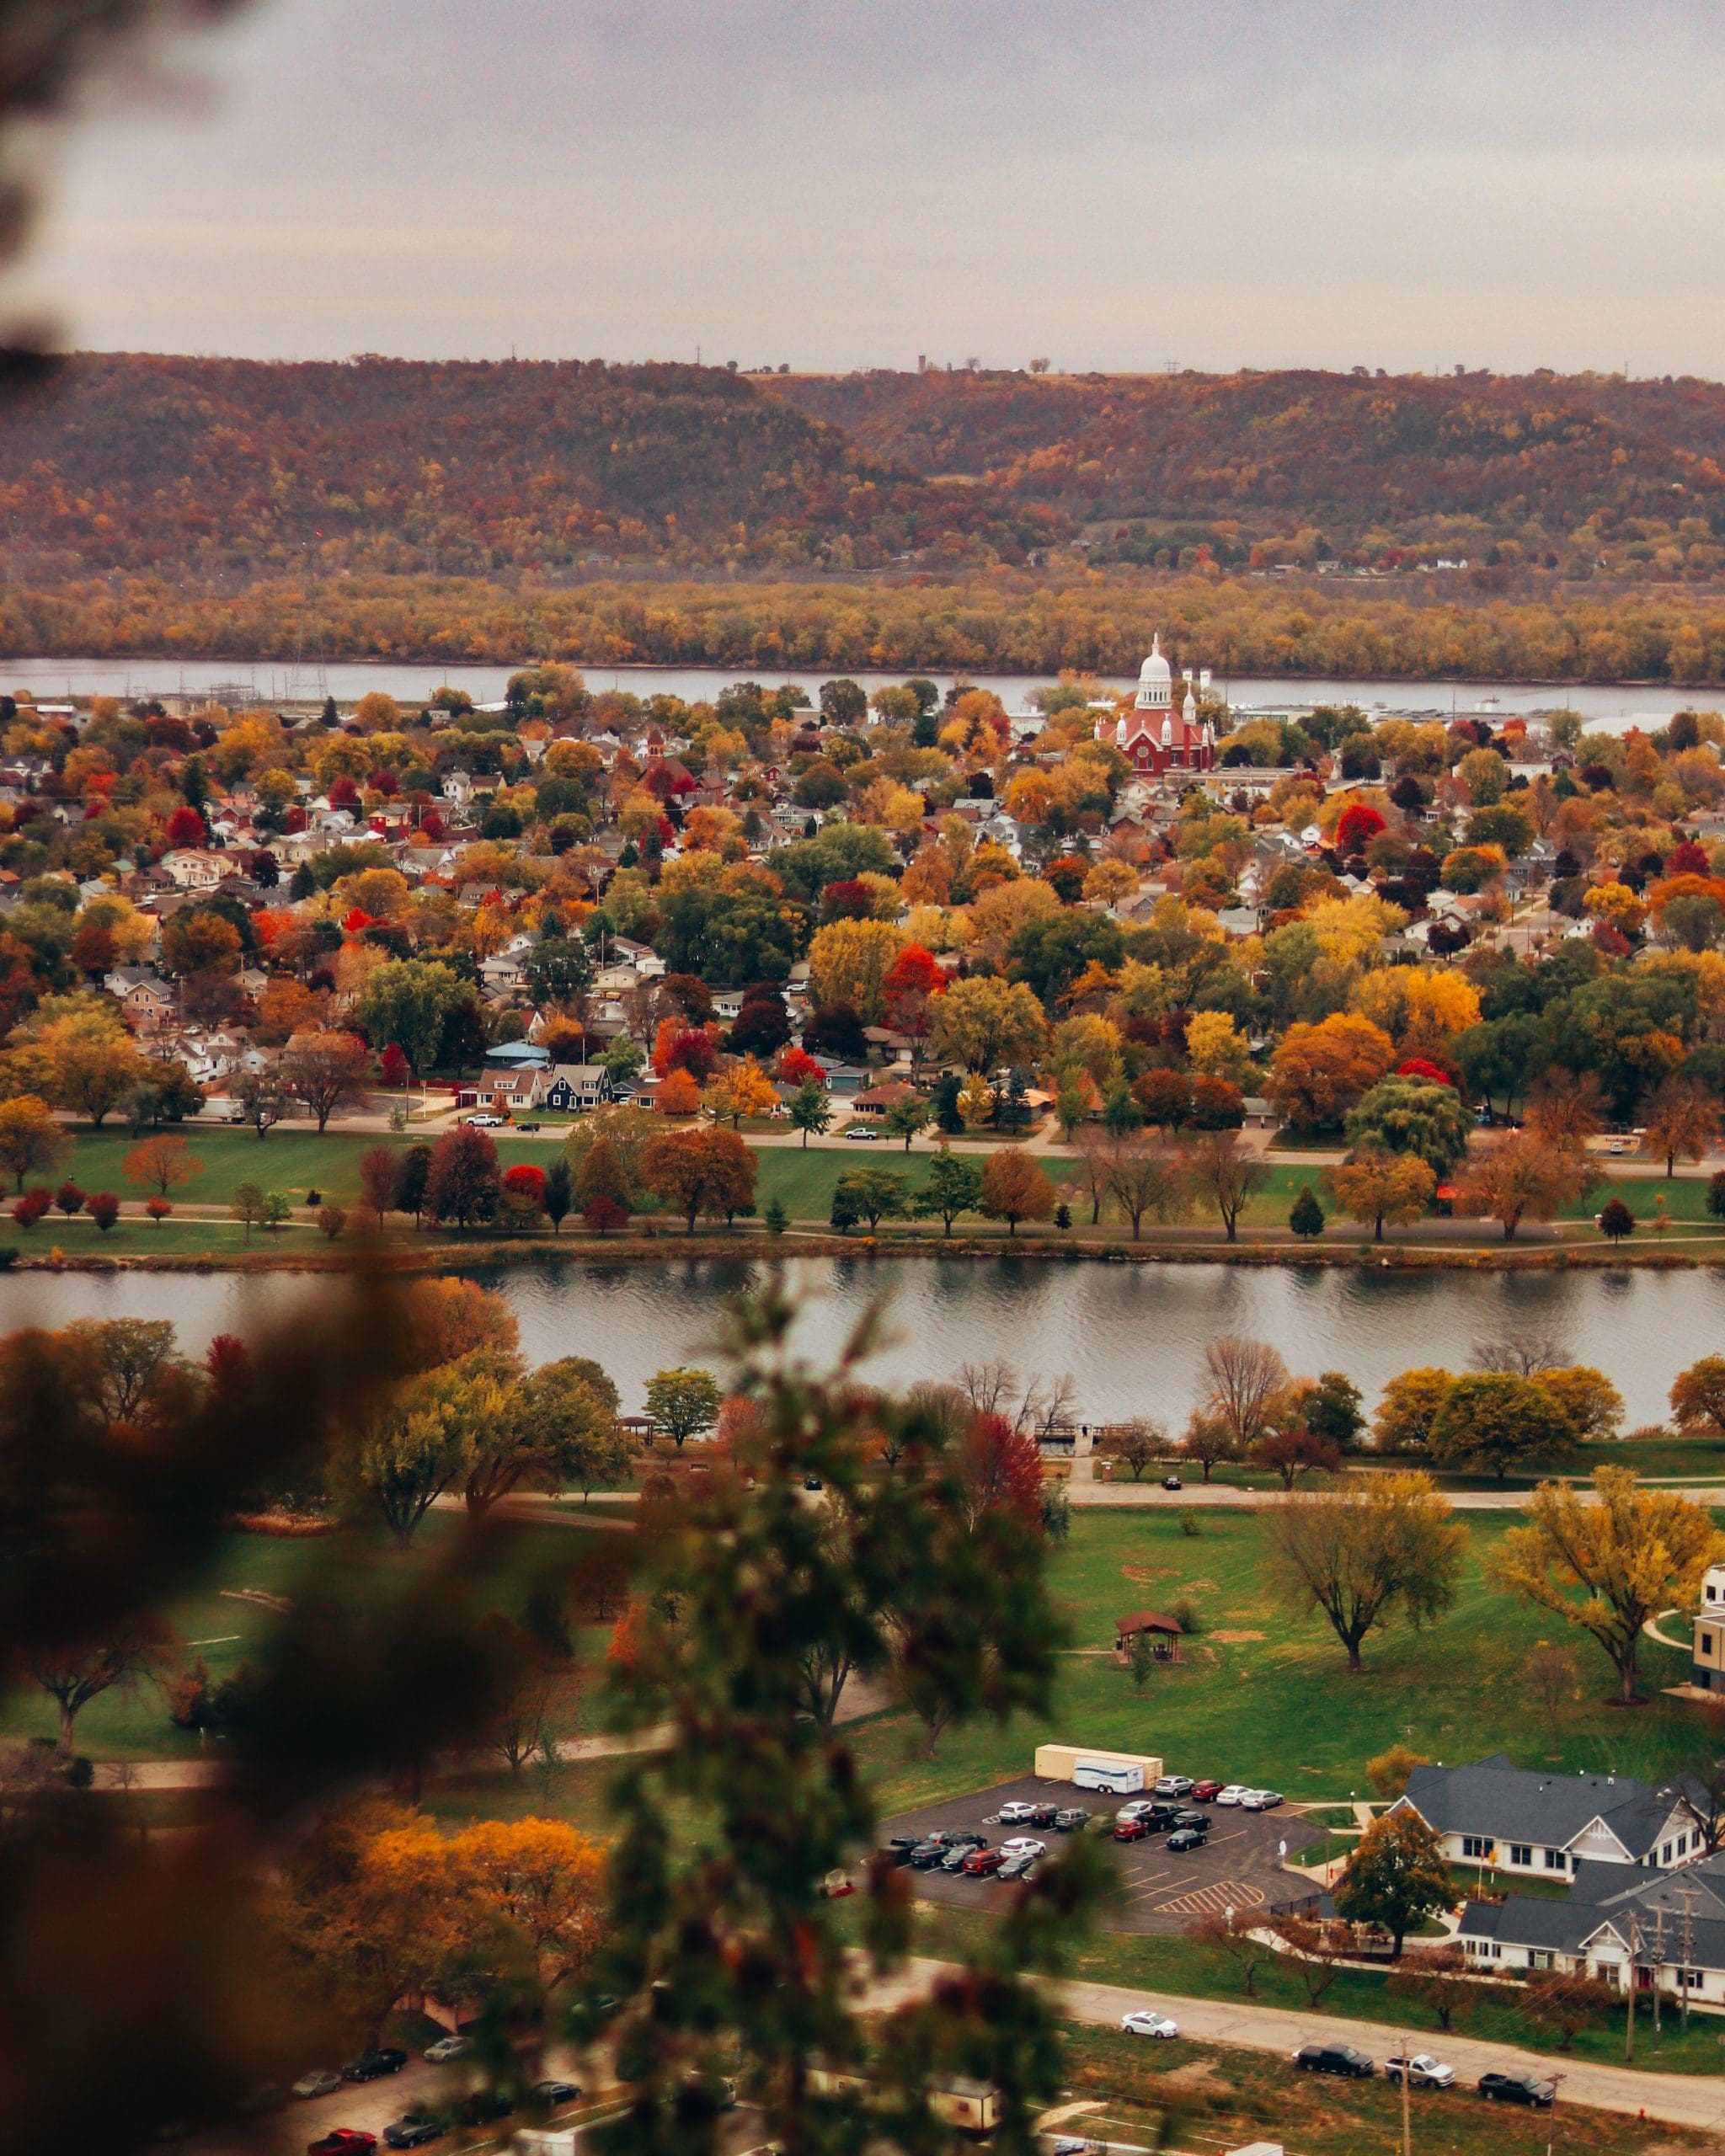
[868,1955,1725,2133]
[1071,1460,1725,1510]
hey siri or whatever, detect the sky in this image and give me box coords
[7,0,1725,376]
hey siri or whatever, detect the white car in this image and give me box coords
[997,1801,1040,1824]
[1240,1788,1284,1811]
[1117,1799,1156,1821]
[465,1113,505,1128]
[1121,2010,1179,2040]
[424,2034,471,2063]
[1000,1837,1047,1858]
[843,1123,879,1141]
[1214,1785,1249,1806]
[1386,2052,1455,2089]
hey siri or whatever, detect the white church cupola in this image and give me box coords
[1135,635,1173,709]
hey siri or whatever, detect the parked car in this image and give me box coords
[945,1829,988,1849]
[803,1475,824,1492]
[844,1123,879,1141]
[1166,1828,1209,1852]
[1190,1780,1224,1802]
[1117,1799,1157,1821]
[963,1847,1005,1876]
[422,2036,470,2064]
[293,2072,343,2101]
[907,1840,948,1870]
[1386,2053,1455,2089]
[939,1844,975,1872]
[1241,1789,1284,1810]
[342,2050,408,2084]
[998,1849,1038,1881]
[532,2080,582,2106]
[464,1113,506,1129]
[1172,1809,1211,1831]
[1000,1837,1046,1857]
[1120,2010,1179,2039]
[1214,1785,1248,1806]
[309,2134,377,2156]
[997,1801,1040,1824]
[1025,1801,1061,1827]
[1114,1816,1151,1842]
[1294,2043,1373,2079]
[455,2090,514,2127]
[1055,1806,1090,1832]
[1162,1475,1183,1490]
[881,1836,921,1865]
[382,2125,442,2152]
[1153,1775,1193,1798]
[1478,2072,1555,2107]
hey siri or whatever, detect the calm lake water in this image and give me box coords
[0,654,1702,731]
[0,1257,1718,1426]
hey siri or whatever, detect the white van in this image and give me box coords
[1073,1761,1144,1795]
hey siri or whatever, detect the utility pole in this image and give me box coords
[1678,1880,1700,2034]
[1626,1910,1638,2063]
[1653,1903,1665,2045]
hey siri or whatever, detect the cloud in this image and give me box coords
[8,0,1725,372]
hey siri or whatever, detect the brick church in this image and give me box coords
[1097,636,1216,776]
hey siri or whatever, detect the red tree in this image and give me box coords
[960,1413,1045,1530]
[85,1192,120,1232]
[379,1043,411,1091]
[503,1162,547,1203]
[1397,1056,1455,1087]
[11,1189,51,1229]
[164,805,206,849]
[883,943,945,1046]
[1336,802,1386,854]
[775,1046,825,1088]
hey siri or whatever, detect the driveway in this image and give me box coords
[881,1774,1320,1935]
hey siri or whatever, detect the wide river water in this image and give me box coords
[0,1257,1719,1426]
[0,655,1705,734]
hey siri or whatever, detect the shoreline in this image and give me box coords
[3,1231,1719,1277]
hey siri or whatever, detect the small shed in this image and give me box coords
[1114,1610,1184,1663]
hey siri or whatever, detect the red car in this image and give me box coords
[310,2135,378,2156]
[1190,1780,1224,1802]
[963,1847,1005,1876]
[1114,1817,1151,1842]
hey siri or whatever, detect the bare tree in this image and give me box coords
[1103,1137,1189,1241]
[1072,1128,1114,1226]
[1181,1410,1239,1485]
[1387,1945,1477,2031]
[1471,1332,1566,1376]
[1019,1372,1077,1445]
[1186,1132,1271,1242]
[1525,1070,1605,1148]
[1202,1336,1290,1451]
[1108,1417,1165,1482]
[1276,1917,1348,2008]
[1188,1908,1278,1996]
[1522,1641,1582,1759]
[957,1359,1019,1422]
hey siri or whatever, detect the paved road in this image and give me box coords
[869,1955,1725,2132]
[1072,1465,1725,1511]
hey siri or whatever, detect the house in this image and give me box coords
[542,1064,613,1114]
[104,969,178,1027]
[160,848,227,892]
[1460,1852,1725,2004]
[1685,1562,1725,1694]
[850,1079,920,1118]
[1114,1611,1184,1663]
[479,951,526,995]
[1395,1754,1706,1881]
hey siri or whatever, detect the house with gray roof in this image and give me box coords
[1394,1753,1706,1883]
[1461,1852,1725,2004]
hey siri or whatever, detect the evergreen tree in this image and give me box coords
[1289,1184,1326,1240]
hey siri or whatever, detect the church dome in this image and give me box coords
[1136,634,1172,707]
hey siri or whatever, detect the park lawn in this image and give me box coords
[1052,2020,1719,2151]
[3,1511,629,1761]
[0,1214,333,1257]
[847,1508,1706,1821]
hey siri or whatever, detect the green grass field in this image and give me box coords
[848,1506,1706,1820]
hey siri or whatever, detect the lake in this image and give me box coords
[0,654,1706,732]
[0,1256,1717,1427]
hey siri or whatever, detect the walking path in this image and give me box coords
[867,1956,1725,2132]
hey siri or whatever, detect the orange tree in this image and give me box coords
[1452,1130,1594,1239]
[980,1146,1056,1235]
[642,1127,756,1232]
[1266,1014,1395,1133]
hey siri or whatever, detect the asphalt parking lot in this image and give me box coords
[882,1774,1321,1935]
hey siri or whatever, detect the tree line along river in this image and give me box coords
[0,1255,1717,1427]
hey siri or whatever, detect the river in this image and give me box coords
[0,654,1706,733]
[0,1256,1717,1428]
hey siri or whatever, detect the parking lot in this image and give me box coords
[882,1774,1321,1935]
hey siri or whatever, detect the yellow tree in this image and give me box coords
[806,918,909,1023]
[450,1817,605,1994]
[1642,1077,1717,1178]
[0,1093,67,1192]
[1491,1466,1725,1704]
[931,975,1048,1071]
[1327,1148,1435,1241]
[1184,1011,1252,1087]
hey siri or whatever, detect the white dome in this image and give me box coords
[1139,633,1172,686]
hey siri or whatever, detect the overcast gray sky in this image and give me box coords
[8,0,1723,374]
